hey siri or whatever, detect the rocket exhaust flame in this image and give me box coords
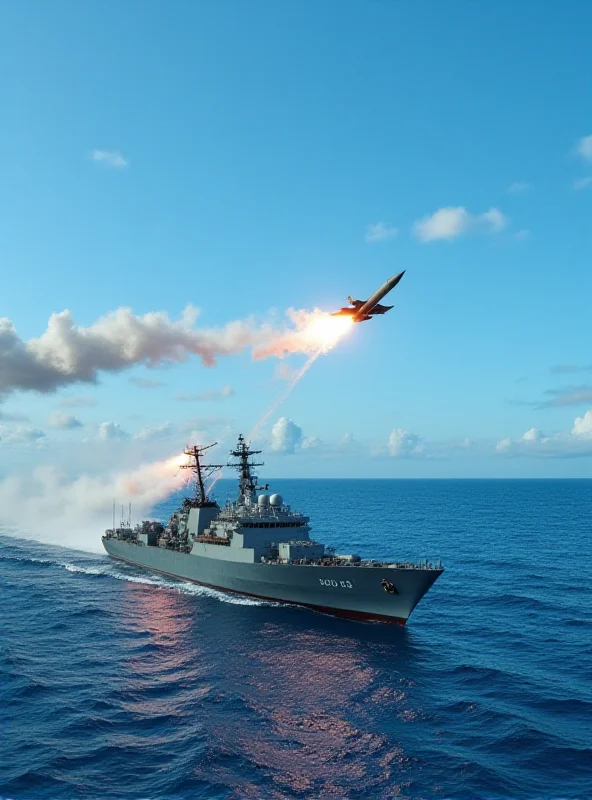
[299,314,355,352]
[248,313,353,443]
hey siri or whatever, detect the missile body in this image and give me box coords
[354,271,405,321]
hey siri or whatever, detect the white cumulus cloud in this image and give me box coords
[91,149,128,168]
[133,423,174,441]
[572,410,592,437]
[365,222,399,243]
[97,422,129,441]
[575,135,592,162]
[301,436,323,450]
[388,429,424,457]
[270,417,303,454]
[337,433,361,452]
[413,206,508,242]
[48,412,82,429]
[497,409,592,457]
[0,425,46,444]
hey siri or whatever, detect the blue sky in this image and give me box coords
[1,0,591,480]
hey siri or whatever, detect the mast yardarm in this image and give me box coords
[181,443,223,507]
[227,434,267,503]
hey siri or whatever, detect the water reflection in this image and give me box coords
[119,577,196,646]
[105,577,429,798]
[114,582,212,720]
[184,602,425,799]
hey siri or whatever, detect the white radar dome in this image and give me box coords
[269,494,283,507]
[258,494,270,506]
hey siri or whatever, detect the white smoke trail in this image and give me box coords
[204,352,323,498]
[0,305,347,399]
[248,347,324,444]
[0,454,189,552]
[246,315,353,444]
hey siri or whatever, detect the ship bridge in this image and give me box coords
[218,491,309,528]
[192,491,317,564]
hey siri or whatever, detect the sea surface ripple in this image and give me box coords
[1,479,591,799]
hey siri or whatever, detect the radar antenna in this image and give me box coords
[227,434,267,503]
[181,443,223,508]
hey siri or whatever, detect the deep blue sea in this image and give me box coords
[1,479,591,800]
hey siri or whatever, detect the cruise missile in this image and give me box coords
[331,271,405,322]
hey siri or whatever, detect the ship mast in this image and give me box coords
[227,434,266,504]
[181,443,223,508]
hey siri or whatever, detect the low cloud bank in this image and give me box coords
[388,429,424,457]
[497,410,592,457]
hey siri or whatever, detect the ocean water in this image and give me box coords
[1,479,591,800]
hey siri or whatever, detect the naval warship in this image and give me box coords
[103,436,443,625]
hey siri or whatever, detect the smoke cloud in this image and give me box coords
[0,455,188,552]
[0,305,339,399]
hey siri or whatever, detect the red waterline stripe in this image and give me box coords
[106,552,407,626]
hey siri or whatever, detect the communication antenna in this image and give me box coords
[181,442,223,507]
[227,434,266,503]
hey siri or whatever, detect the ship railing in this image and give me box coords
[264,557,444,569]
[220,502,306,520]
[218,510,309,525]
[359,558,443,570]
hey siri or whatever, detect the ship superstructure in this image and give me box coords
[103,436,443,625]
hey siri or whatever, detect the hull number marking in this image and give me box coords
[319,578,353,589]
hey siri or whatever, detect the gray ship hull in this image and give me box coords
[103,538,442,624]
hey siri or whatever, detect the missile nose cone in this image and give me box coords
[389,271,405,286]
